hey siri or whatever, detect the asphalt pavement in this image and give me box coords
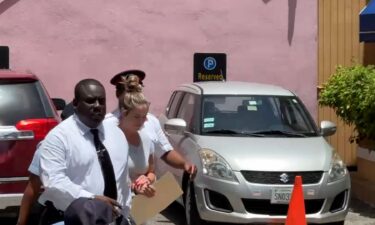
[1,197,374,225]
[147,197,375,225]
[345,197,375,225]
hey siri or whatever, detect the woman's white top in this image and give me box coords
[128,130,155,182]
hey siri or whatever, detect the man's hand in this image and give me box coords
[184,162,197,180]
[94,195,122,217]
[162,150,197,179]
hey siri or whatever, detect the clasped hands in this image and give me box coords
[131,175,155,197]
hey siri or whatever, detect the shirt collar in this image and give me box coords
[73,114,104,136]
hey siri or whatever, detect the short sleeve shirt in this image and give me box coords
[28,146,42,176]
[105,109,173,157]
[38,115,131,216]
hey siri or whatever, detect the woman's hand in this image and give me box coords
[134,183,156,197]
[131,174,157,197]
[132,175,155,197]
[134,175,151,189]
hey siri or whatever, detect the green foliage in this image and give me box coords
[319,64,375,142]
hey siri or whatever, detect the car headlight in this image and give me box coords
[199,148,238,182]
[328,151,347,183]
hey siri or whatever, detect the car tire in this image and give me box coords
[185,182,206,225]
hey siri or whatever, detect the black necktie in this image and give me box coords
[90,129,117,200]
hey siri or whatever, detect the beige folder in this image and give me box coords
[130,172,183,225]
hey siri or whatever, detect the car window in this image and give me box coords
[166,91,184,119]
[0,80,54,126]
[177,93,199,132]
[276,97,314,132]
[201,95,318,136]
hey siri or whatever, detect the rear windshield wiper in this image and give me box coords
[250,130,306,137]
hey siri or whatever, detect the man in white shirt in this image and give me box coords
[107,70,197,178]
[38,79,132,225]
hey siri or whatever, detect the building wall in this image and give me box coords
[0,0,317,116]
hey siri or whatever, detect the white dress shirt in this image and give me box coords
[39,114,131,216]
[28,144,41,176]
[105,108,172,158]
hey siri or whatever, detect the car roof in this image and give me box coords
[0,70,38,81]
[177,81,295,96]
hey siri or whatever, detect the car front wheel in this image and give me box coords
[185,182,206,225]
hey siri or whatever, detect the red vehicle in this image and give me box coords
[0,70,65,213]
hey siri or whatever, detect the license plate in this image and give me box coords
[271,188,292,204]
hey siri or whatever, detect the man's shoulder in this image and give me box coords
[102,119,123,136]
[46,116,74,136]
[104,112,116,119]
[40,117,75,146]
[105,108,120,119]
[102,120,128,148]
[144,113,162,131]
[104,108,120,126]
[104,113,120,126]
[146,113,160,125]
[146,113,158,120]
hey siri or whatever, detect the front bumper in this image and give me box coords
[194,171,351,224]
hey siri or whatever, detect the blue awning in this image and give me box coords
[360,0,375,42]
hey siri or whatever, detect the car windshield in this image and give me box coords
[0,80,54,126]
[201,95,318,137]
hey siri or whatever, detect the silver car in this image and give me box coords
[156,81,350,225]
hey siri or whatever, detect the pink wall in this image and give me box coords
[0,0,317,118]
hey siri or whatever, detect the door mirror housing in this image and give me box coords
[52,98,66,111]
[164,118,187,135]
[320,120,336,137]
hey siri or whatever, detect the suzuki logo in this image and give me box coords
[280,173,289,183]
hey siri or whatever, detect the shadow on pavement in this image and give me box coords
[160,202,186,225]
[349,196,375,219]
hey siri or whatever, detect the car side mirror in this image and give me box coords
[320,120,336,137]
[52,98,66,111]
[164,118,187,135]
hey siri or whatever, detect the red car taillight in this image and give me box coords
[15,118,58,140]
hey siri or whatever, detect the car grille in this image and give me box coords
[242,198,324,215]
[240,171,323,185]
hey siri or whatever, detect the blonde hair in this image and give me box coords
[118,75,149,113]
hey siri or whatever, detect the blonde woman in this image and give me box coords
[107,70,196,180]
[118,78,156,197]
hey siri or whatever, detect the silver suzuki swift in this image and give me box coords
[156,81,350,225]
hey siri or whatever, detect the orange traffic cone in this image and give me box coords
[285,176,307,225]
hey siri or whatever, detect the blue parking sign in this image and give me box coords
[194,53,226,82]
[203,57,217,70]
